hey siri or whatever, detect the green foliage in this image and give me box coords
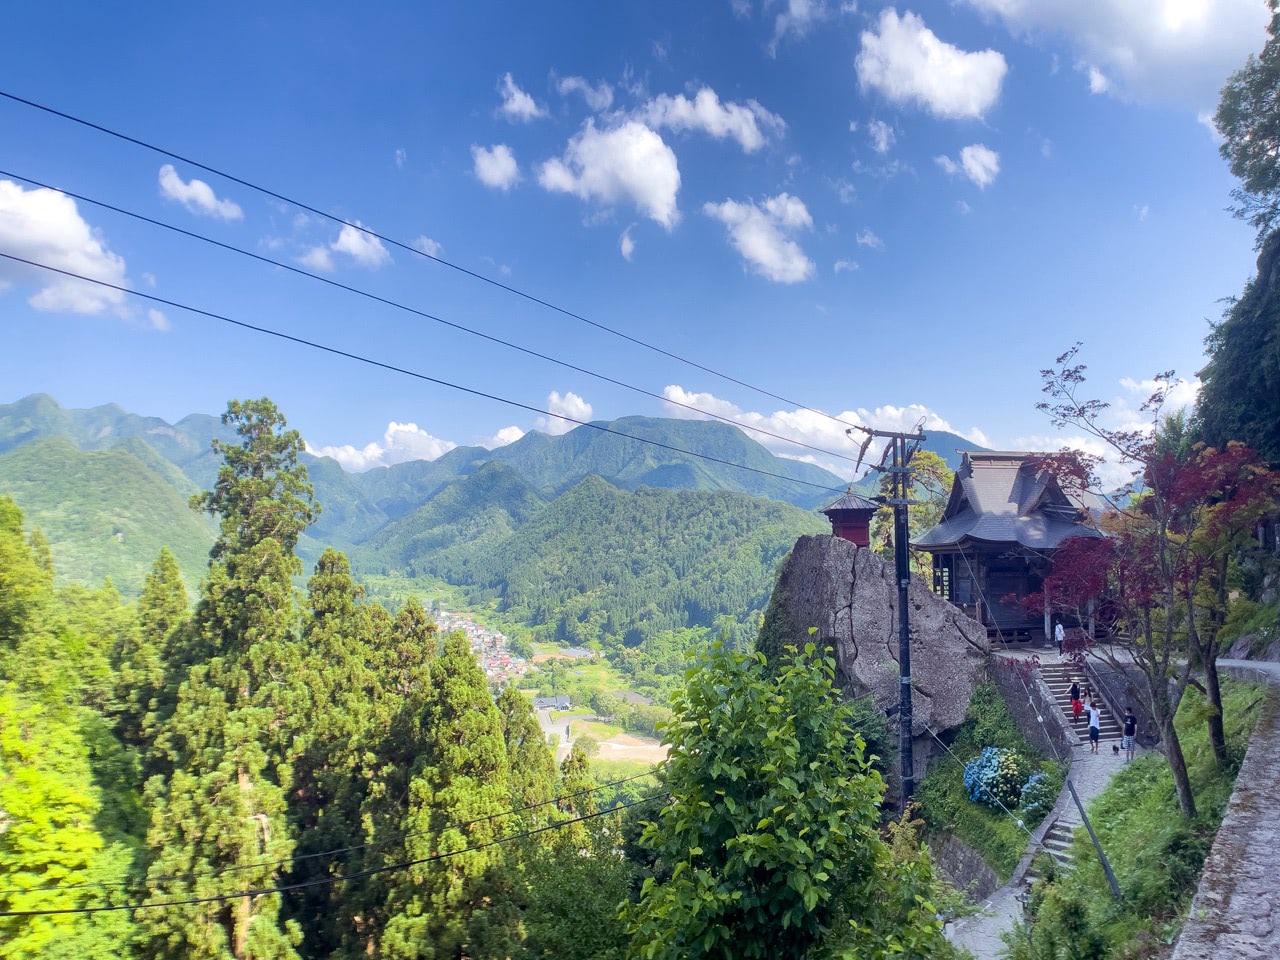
[0,687,139,960]
[0,495,54,652]
[916,682,1063,882]
[1219,598,1280,657]
[1215,1,1280,243]
[1007,680,1265,959]
[626,643,949,960]
[1195,235,1280,461]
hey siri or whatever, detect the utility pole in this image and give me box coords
[848,423,925,799]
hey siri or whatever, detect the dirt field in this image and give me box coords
[594,733,667,764]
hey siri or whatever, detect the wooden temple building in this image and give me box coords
[912,451,1104,641]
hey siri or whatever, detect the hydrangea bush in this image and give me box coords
[1017,770,1056,822]
[963,746,1028,811]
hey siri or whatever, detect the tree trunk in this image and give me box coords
[1204,657,1228,767]
[1161,714,1197,819]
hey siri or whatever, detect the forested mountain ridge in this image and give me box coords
[0,397,841,641]
[0,436,216,596]
[357,469,828,647]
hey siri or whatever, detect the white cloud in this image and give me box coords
[413,235,443,257]
[298,245,334,272]
[660,385,988,480]
[867,118,896,153]
[856,8,1007,119]
[535,391,593,435]
[641,87,786,153]
[703,193,816,284]
[956,199,972,214]
[856,228,883,249]
[499,72,547,121]
[146,308,169,331]
[770,0,828,55]
[620,225,636,261]
[1118,375,1200,415]
[296,221,389,272]
[833,178,857,204]
[539,120,681,229]
[472,143,521,191]
[157,164,243,221]
[834,258,859,273]
[395,148,407,168]
[0,180,129,315]
[305,421,457,472]
[332,222,391,268]
[479,425,526,450]
[1135,204,1149,221]
[557,75,614,111]
[1086,65,1110,94]
[936,143,1001,188]
[961,0,1270,111]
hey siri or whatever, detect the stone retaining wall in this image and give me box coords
[1171,661,1280,958]
[990,656,1077,764]
[928,833,1000,904]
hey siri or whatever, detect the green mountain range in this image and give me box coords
[0,394,983,643]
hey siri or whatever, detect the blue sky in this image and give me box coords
[0,1,1270,482]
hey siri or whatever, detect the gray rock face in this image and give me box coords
[760,535,989,762]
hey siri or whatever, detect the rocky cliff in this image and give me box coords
[759,535,989,786]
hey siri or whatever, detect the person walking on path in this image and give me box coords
[1087,701,1101,754]
[1122,708,1137,762]
[1070,680,1082,726]
[1055,620,1065,657]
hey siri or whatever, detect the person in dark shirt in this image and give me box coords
[1122,708,1137,762]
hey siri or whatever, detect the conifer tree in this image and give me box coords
[497,686,556,817]
[140,399,315,960]
[382,631,512,959]
[115,547,188,751]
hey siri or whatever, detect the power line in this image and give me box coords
[0,88,860,432]
[0,168,862,470]
[0,792,668,918]
[0,252,846,497]
[4,769,658,896]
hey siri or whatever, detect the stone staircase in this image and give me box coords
[1027,663,1123,878]
[1040,662,1122,744]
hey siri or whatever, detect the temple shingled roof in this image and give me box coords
[913,451,1103,551]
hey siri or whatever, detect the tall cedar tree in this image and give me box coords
[114,547,188,753]
[338,599,437,959]
[497,686,557,818]
[286,548,391,959]
[626,643,949,960]
[381,631,512,959]
[140,399,316,959]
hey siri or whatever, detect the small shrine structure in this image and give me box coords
[821,488,880,548]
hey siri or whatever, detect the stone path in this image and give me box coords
[946,654,1140,959]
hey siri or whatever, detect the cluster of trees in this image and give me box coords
[2,398,957,959]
